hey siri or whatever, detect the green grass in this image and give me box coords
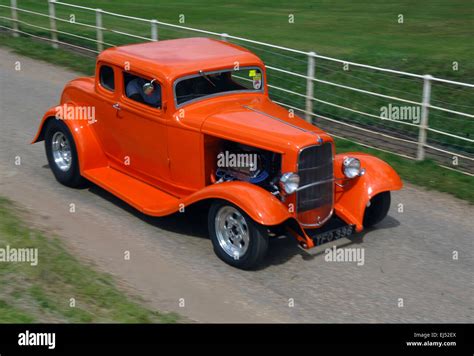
[3,0,472,70]
[0,32,472,204]
[335,138,474,203]
[0,300,35,323]
[0,196,180,323]
[0,33,96,74]
[0,0,472,153]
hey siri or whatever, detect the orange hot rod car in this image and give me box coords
[33,38,402,269]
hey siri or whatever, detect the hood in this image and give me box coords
[198,95,330,153]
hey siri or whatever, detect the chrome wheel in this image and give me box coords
[51,131,72,172]
[215,206,250,259]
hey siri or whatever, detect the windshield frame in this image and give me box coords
[173,66,265,109]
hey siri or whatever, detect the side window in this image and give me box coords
[123,72,162,109]
[99,65,115,91]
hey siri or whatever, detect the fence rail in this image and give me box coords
[1,0,473,175]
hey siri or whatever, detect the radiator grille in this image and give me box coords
[296,143,334,226]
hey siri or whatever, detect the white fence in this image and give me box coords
[1,0,473,174]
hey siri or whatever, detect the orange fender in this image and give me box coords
[32,105,108,172]
[334,152,403,232]
[182,181,292,226]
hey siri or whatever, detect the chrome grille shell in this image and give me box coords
[296,143,334,227]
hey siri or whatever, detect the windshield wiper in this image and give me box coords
[198,70,216,87]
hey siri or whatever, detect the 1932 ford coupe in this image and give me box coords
[33,38,402,269]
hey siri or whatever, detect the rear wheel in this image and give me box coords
[363,191,391,228]
[45,119,86,187]
[208,201,268,270]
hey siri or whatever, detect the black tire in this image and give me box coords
[44,119,86,188]
[363,191,391,228]
[208,201,268,270]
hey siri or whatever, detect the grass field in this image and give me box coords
[0,0,472,155]
[0,196,179,323]
[3,0,472,72]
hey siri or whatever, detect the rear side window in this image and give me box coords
[99,65,115,91]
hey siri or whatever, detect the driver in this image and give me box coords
[126,77,161,107]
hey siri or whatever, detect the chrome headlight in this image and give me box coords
[343,157,361,178]
[279,172,300,194]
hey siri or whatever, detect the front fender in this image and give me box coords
[334,152,402,232]
[31,107,57,144]
[183,181,291,226]
[32,105,107,172]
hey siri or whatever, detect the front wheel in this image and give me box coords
[45,119,86,188]
[363,191,391,228]
[208,201,268,270]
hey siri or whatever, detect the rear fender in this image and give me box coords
[334,152,403,231]
[32,105,107,172]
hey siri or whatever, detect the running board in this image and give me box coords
[83,167,179,216]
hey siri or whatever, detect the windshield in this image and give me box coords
[174,67,264,106]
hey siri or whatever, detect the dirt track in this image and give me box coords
[0,48,472,322]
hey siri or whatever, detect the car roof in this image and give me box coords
[98,37,264,81]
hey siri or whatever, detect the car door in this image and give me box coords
[93,63,125,161]
[110,71,169,186]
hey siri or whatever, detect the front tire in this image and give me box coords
[208,201,268,270]
[45,119,86,188]
[363,191,391,228]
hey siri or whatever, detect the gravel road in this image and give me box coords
[0,48,472,323]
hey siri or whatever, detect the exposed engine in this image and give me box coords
[214,142,281,194]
